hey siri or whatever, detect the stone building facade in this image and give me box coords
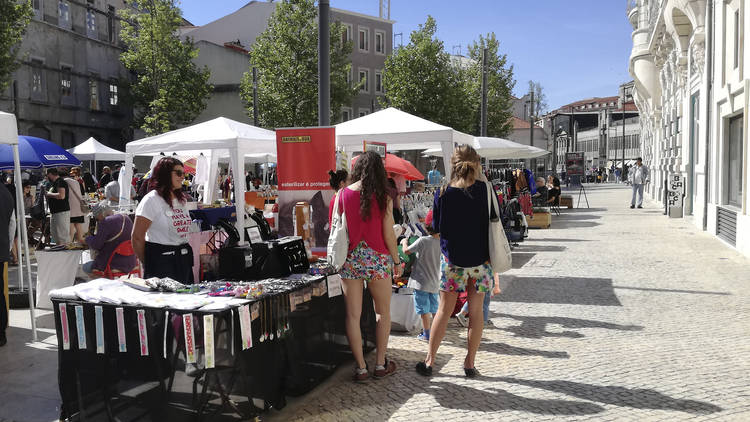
[0,0,132,150]
[628,0,749,257]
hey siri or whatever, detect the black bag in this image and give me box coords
[30,185,46,220]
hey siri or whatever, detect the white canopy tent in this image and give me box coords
[123,117,276,239]
[502,144,551,159]
[67,137,127,161]
[422,136,531,159]
[335,107,473,178]
[0,112,36,341]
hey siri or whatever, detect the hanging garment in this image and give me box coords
[194,154,209,185]
[518,192,533,217]
[524,169,537,195]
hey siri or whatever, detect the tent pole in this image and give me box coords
[12,145,36,342]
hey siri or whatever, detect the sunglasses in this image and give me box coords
[172,169,185,177]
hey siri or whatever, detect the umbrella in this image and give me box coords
[0,135,82,170]
[183,157,197,175]
[351,153,424,181]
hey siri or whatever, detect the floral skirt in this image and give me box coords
[340,241,393,282]
[439,255,493,293]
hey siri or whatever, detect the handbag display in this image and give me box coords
[326,189,349,270]
[485,181,512,273]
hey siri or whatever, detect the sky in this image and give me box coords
[179,0,634,112]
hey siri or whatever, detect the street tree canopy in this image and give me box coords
[119,0,212,135]
[383,18,515,137]
[466,33,515,138]
[0,0,32,93]
[382,16,475,133]
[240,0,358,128]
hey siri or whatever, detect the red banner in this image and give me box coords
[276,127,336,191]
[275,128,336,253]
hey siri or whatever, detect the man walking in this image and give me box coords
[630,157,649,209]
[45,168,71,244]
[0,183,13,346]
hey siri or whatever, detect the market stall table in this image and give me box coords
[50,274,376,420]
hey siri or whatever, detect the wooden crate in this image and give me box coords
[528,211,551,229]
[559,195,573,209]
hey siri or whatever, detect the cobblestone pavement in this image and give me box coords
[268,184,750,422]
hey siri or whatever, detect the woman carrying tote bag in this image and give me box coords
[331,151,402,382]
[416,145,508,378]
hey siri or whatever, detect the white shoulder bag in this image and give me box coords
[327,189,349,270]
[485,181,512,273]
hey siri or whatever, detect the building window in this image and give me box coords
[89,77,99,111]
[358,108,370,117]
[341,23,352,45]
[32,0,43,20]
[109,82,118,107]
[60,66,72,98]
[358,27,369,52]
[58,1,71,29]
[725,114,743,207]
[358,68,369,93]
[375,30,385,54]
[30,59,45,101]
[374,71,383,93]
[733,10,740,69]
[341,107,352,122]
[107,5,116,43]
[61,130,75,149]
[87,6,97,39]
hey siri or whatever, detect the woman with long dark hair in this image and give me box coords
[416,145,494,378]
[335,151,402,381]
[131,157,194,283]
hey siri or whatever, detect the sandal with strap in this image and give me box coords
[353,365,369,382]
[373,358,396,379]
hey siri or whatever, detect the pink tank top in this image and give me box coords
[338,187,389,255]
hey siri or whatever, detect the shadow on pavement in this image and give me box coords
[428,380,604,415]
[493,313,644,340]
[479,341,569,359]
[555,214,602,220]
[510,253,536,269]
[515,245,567,253]
[613,285,732,296]
[526,238,594,243]
[497,377,723,414]
[497,276,622,306]
[552,220,601,229]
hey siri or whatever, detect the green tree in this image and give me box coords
[240,0,358,128]
[119,0,211,135]
[466,33,515,137]
[381,16,474,133]
[0,0,32,93]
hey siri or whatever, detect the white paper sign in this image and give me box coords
[327,274,343,297]
[203,315,215,369]
[238,305,253,350]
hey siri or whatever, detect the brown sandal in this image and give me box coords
[373,358,396,379]
[353,365,370,382]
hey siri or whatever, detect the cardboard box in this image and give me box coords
[528,211,551,229]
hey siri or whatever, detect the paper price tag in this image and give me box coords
[203,315,215,369]
[251,303,259,321]
[59,303,70,350]
[116,307,127,352]
[327,274,343,297]
[289,294,296,312]
[95,306,104,354]
[230,309,235,356]
[238,305,253,350]
[303,287,312,303]
[75,305,86,350]
[294,292,304,307]
[183,314,196,364]
[163,311,169,359]
[137,309,149,356]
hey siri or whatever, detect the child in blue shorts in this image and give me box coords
[400,210,441,341]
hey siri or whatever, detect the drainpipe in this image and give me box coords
[702,0,714,231]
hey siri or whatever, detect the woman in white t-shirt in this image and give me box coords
[132,157,195,283]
